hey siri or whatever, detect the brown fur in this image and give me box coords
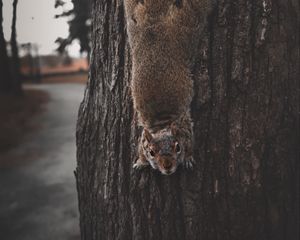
[125,0,213,174]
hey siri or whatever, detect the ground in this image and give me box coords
[0,83,85,240]
[0,89,49,157]
[42,72,87,84]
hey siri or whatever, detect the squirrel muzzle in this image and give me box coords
[157,154,177,175]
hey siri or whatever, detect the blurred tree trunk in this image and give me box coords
[10,0,22,95]
[32,44,41,83]
[76,0,299,239]
[0,0,13,94]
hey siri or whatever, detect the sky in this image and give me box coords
[3,0,81,57]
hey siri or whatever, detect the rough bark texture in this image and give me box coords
[76,0,299,239]
[0,0,13,93]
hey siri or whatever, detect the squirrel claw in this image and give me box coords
[183,157,195,169]
[133,159,149,170]
[133,163,139,169]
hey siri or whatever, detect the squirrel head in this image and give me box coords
[142,123,187,175]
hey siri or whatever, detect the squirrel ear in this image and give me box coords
[170,122,178,136]
[144,129,153,142]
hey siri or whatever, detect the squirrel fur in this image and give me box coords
[124,0,213,175]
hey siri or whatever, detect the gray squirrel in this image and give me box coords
[124,0,213,175]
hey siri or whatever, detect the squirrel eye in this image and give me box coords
[175,142,181,153]
[149,149,155,157]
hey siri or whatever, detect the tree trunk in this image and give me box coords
[10,0,22,95]
[0,0,13,94]
[76,0,299,239]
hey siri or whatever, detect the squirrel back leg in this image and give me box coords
[123,0,138,15]
[124,0,143,24]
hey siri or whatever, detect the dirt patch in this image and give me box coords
[41,73,88,84]
[0,89,49,159]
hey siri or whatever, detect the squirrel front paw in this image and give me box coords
[133,158,149,170]
[183,156,195,169]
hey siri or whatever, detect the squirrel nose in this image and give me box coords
[163,161,172,170]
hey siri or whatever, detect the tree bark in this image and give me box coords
[76,0,299,239]
[10,0,22,95]
[0,0,13,94]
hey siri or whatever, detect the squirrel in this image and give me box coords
[124,0,213,175]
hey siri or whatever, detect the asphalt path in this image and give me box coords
[0,84,85,240]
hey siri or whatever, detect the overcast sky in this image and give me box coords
[3,0,81,57]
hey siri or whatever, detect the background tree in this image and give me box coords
[20,43,41,83]
[76,0,299,239]
[55,0,91,59]
[0,0,13,94]
[10,0,22,95]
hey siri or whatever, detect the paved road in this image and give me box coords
[0,84,85,240]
